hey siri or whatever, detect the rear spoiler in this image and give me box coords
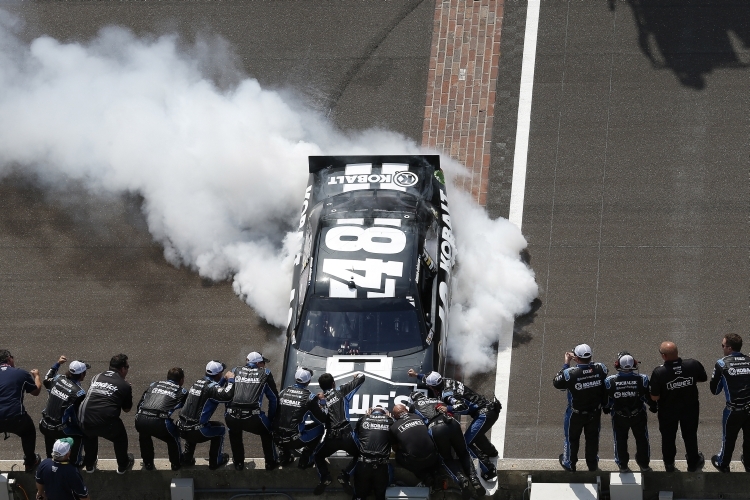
[309,155,441,174]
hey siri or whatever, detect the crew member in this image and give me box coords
[408,369,500,480]
[78,354,133,474]
[650,341,707,472]
[390,404,440,486]
[312,372,365,495]
[410,391,485,496]
[40,356,90,467]
[0,349,42,472]
[272,367,326,469]
[177,360,234,470]
[710,333,750,472]
[35,438,90,500]
[226,352,279,471]
[603,352,653,472]
[135,367,188,471]
[552,344,608,472]
[352,407,393,500]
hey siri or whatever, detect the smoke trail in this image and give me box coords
[0,15,537,373]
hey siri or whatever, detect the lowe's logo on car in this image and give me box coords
[327,163,416,192]
[323,218,405,299]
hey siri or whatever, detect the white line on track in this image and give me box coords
[491,0,540,459]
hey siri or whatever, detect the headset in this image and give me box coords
[614,351,640,371]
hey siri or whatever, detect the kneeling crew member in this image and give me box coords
[390,404,440,486]
[177,360,234,470]
[0,349,42,472]
[313,372,365,494]
[135,367,188,471]
[40,356,89,467]
[410,391,484,496]
[553,344,608,472]
[78,353,133,474]
[273,367,326,468]
[352,407,393,500]
[710,333,750,472]
[35,438,90,500]
[604,352,653,472]
[409,369,500,480]
[226,352,279,471]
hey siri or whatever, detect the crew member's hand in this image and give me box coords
[30,369,40,378]
[564,352,574,364]
[317,392,325,400]
[225,371,234,379]
[407,369,418,378]
[57,355,67,365]
[436,404,447,414]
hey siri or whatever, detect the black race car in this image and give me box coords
[281,155,456,418]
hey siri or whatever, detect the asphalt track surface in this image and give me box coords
[2,0,750,470]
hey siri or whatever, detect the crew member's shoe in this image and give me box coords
[663,462,676,473]
[314,475,333,495]
[618,465,631,473]
[558,454,575,472]
[480,468,497,481]
[469,475,486,497]
[279,455,295,467]
[265,460,280,471]
[181,455,196,466]
[143,462,155,471]
[85,458,98,474]
[338,472,352,493]
[209,453,230,470]
[687,452,705,472]
[171,463,181,471]
[117,453,135,474]
[24,454,41,473]
[638,464,652,472]
[298,453,314,470]
[711,454,730,473]
[234,460,245,471]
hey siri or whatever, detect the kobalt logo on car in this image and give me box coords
[393,171,419,187]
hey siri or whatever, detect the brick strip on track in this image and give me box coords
[422,0,504,206]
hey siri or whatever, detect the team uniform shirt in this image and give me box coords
[77,370,132,428]
[650,358,707,412]
[553,362,608,412]
[274,384,326,434]
[41,365,86,430]
[604,372,650,416]
[389,414,435,459]
[418,375,489,416]
[409,396,444,424]
[355,413,394,459]
[178,377,234,426]
[0,364,36,420]
[227,365,278,420]
[322,374,365,431]
[710,352,750,409]
[35,459,89,500]
[136,380,188,419]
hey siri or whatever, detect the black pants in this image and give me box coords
[430,417,475,483]
[39,423,85,466]
[180,421,227,468]
[561,408,601,470]
[658,403,700,468]
[0,413,37,465]
[135,415,182,467]
[611,411,649,469]
[395,450,440,483]
[82,418,130,470]
[352,462,389,500]
[274,430,323,466]
[465,405,500,457]
[313,427,359,480]
[226,413,276,464]
[716,406,750,467]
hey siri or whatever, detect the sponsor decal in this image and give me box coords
[393,171,419,187]
[150,387,177,397]
[50,387,70,401]
[582,369,593,374]
[574,380,601,391]
[728,367,750,376]
[361,420,391,431]
[235,376,261,384]
[280,398,302,407]
[615,380,638,386]
[614,391,638,398]
[397,419,424,432]
[667,377,693,390]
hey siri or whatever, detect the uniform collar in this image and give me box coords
[729,352,744,357]
[294,383,308,389]
[664,357,682,365]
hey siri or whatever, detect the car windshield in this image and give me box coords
[296,298,425,357]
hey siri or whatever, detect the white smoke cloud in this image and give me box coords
[0,15,537,372]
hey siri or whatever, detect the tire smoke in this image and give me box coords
[0,18,537,374]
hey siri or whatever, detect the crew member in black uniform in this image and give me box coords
[603,352,654,472]
[177,360,234,470]
[78,353,134,474]
[390,403,440,486]
[312,372,365,494]
[273,367,326,469]
[135,367,188,471]
[650,341,707,472]
[352,406,394,500]
[553,343,608,472]
[408,368,500,480]
[410,391,485,496]
[0,349,42,472]
[226,351,279,471]
[40,356,90,467]
[709,333,750,472]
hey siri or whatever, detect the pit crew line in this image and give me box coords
[0,349,502,500]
